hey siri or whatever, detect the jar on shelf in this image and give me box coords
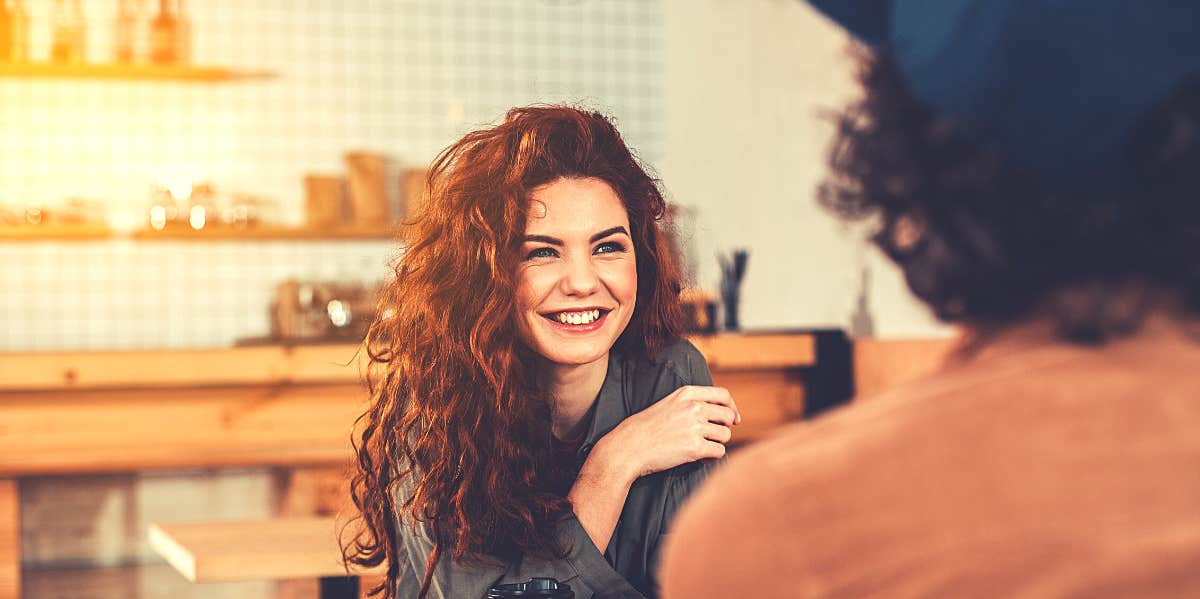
[50,0,86,64]
[147,185,180,231]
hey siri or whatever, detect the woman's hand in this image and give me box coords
[596,385,741,483]
[568,385,740,553]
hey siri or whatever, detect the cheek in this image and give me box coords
[607,259,639,303]
[514,267,549,313]
[512,271,539,347]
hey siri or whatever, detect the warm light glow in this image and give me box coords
[109,207,141,234]
[327,300,350,328]
[149,205,168,230]
[189,205,207,230]
[160,168,198,202]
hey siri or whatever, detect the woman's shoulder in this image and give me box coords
[619,338,713,407]
[654,337,710,381]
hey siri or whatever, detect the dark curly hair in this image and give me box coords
[341,105,684,599]
[820,49,1200,342]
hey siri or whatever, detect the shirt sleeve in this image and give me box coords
[641,339,722,594]
[644,452,720,595]
[642,339,714,403]
[670,338,714,387]
[393,475,507,598]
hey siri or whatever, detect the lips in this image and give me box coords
[540,307,611,321]
[539,307,612,333]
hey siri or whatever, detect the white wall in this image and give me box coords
[0,0,669,351]
[661,0,951,338]
[2,0,952,347]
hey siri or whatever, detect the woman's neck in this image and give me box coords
[545,354,609,440]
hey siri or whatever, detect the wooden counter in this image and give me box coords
[0,334,815,392]
[0,333,820,476]
[0,332,834,598]
[0,344,366,392]
[0,344,369,476]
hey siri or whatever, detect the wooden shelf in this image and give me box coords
[0,62,275,82]
[0,224,396,241]
[0,223,112,240]
[131,225,397,240]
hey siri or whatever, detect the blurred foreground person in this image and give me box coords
[662,1,1200,597]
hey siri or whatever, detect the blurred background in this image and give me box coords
[0,0,953,597]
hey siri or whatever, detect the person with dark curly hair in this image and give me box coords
[662,2,1200,597]
[340,105,741,599]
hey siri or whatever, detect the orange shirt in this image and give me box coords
[661,316,1200,598]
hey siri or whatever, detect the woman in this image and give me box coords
[343,106,741,599]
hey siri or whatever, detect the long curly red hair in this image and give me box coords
[342,105,685,598]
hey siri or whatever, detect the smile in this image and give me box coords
[540,308,611,332]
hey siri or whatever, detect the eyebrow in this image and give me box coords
[523,226,630,246]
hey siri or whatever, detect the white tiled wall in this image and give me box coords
[0,239,394,349]
[1,0,664,351]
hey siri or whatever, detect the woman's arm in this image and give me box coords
[567,385,740,553]
[568,434,639,553]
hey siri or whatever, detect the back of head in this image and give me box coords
[810,0,1200,342]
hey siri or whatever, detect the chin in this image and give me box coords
[518,310,632,368]
[537,343,610,367]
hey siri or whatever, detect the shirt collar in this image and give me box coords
[579,351,629,455]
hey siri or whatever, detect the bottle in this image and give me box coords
[174,0,190,64]
[0,1,12,62]
[149,0,176,64]
[50,0,71,62]
[9,0,27,62]
[70,0,85,61]
[114,0,136,63]
[50,0,85,63]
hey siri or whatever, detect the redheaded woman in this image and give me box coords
[343,106,740,599]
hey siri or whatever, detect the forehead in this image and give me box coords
[526,177,629,232]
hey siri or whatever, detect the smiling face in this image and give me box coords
[515,177,638,368]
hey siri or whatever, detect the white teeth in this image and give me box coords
[555,309,603,325]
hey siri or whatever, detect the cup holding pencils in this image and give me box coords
[718,248,749,331]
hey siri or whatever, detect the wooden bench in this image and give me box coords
[148,517,383,599]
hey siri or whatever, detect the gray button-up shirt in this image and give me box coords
[395,339,717,599]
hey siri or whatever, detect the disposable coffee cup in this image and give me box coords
[485,577,574,598]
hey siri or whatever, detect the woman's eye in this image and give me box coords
[525,247,558,260]
[594,241,626,255]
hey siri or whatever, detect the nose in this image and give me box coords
[558,253,600,297]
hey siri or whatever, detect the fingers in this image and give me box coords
[677,385,742,425]
[701,422,733,444]
[701,402,736,427]
[699,439,727,460]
